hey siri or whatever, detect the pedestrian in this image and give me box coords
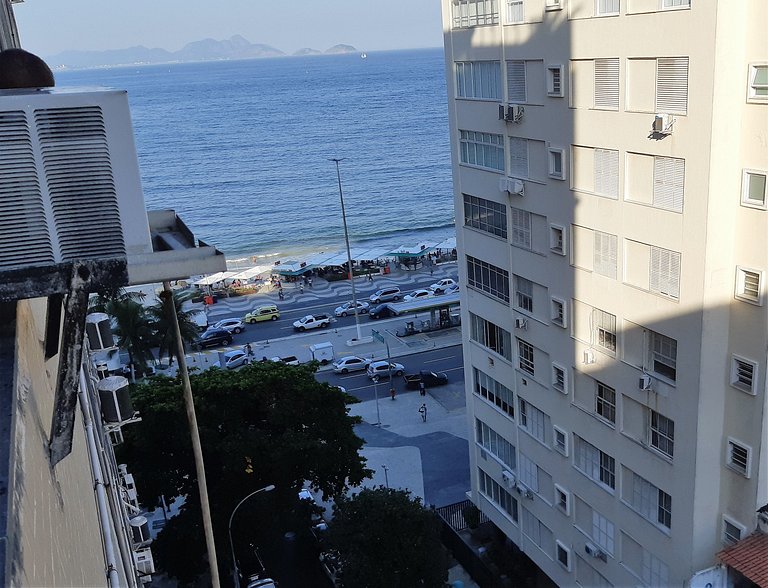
[278,288,284,300]
[368,273,373,282]
[419,404,427,422]
[419,380,426,397]
[390,387,396,401]
[244,342,253,357]
[308,277,313,288]
[300,283,304,293]
[430,265,434,277]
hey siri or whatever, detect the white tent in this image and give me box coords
[192,271,239,286]
[228,265,270,281]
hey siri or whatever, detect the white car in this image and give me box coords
[214,318,245,334]
[443,283,460,295]
[332,356,371,374]
[366,360,405,379]
[334,301,370,317]
[429,278,457,294]
[403,289,433,302]
[215,349,249,369]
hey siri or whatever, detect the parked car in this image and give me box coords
[270,355,300,366]
[367,360,405,379]
[246,579,277,588]
[429,278,457,294]
[214,318,245,334]
[334,300,370,317]
[403,288,433,302]
[244,304,280,323]
[403,370,449,389]
[332,356,372,374]
[216,349,249,369]
[443,283,460,295]
[293,314,332,331]
[368,303,398,320]
[192,327,232,350]
[369,286,401,304]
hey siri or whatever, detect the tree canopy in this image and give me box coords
[118,361,371,584]
[327,487,449,588]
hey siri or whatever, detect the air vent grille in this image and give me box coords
[0,110,54,270]
[36,107,125,260]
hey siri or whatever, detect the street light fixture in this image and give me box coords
[228,484,276,588]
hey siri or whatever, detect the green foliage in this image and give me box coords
[117,361,372,582]
[146,290,200,366]
[327,487,449,588]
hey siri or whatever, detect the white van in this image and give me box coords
[309,342,334,365]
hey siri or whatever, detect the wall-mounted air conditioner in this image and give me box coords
[638,374,653,391]
[0,88,153,274]
[506,104,524,122]
[652,113,675,135]
[514,318,528,330]
[133,547,156,581]
[583,350,596,365]
[501,470,516,488]
[86,312,115,350]
[585,542,607,561]
[97,375,134,424]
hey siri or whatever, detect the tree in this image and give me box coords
[327,487,449,588]
[117,361,371,584]
[146,289,200,366]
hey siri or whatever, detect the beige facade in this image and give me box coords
[442,1,768,585]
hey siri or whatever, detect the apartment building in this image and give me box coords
[441,1,767,586]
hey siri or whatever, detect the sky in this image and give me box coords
[14,0,444,58]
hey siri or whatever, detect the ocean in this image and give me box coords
[54,48,455,265]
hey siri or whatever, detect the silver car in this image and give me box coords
[332,356,371,374]
[366,360,405,379]
[214,318,246,334]
[334,301,370,317]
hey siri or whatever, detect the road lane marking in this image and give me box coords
[422,355,460,364]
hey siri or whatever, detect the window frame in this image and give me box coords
[556,540,572,571]
[455,60,503,101]
[647,330,677,382]
[595,0,620,17]
[514,275,534,313]
[649,409,675,459]
[549,224,566,255]
[553,425,569,455]
[464,193,508,238]
[595,381,616,425]
[575,435,616,492]
[747,64,768,103]
[547,64,564,97]
[474,367,515,418]
[467,255,511,303]
[730,355,758,395]
[741,169,768,210]
[548,147,566,180]
[506,0,525,24]
[735,266,763,305]
[661,0,690,10]
[554,484,570,515]
[518,339,535,376]
[510,207,532,250]
[726,438,751,478]
[593,308,617,354]
[459,129,505,172]
[722,516,745,547]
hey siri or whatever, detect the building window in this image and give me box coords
[747,64,768,102]
[514,275,533,312]
[735,267,762,305]
[595,382,616,424]
[518,453,539,492]
[460,130,505,172]
[509,137,529,179]
[726,439,751,478]
[647,330,677,381]
[552,364,567,394]
[592,510,615,555]
[555,485,570,514]
[556,541,571,571]
[467,256,510,303]
[470,312,513,361]
[642,552,670,587]
[650,246,681,299]
[593,231,618,278]
[593,309,617,353]
[653,156,685,213]
[476,419,517,470]
[575,436,616,491]
[626,470,672,530]
[594,149,619,197]
[451,0,500,28]
[656,57,689,115]
[551,298,566,328]
[722,517,743,546]
[464,194,508,238]
[479,468,519,521]
[662,0,690,8]
[506,0,524,23]
[553,425,568,455]
[730,355,757,395]
[518,339,535,375]
[506,60,527,101]
[549,224,565,255]
[522,508,554,553]
[547,65,564,97]
[519,399,550,445]
[548,148,566,180]
[474,368,515,418]
[456,61,502,100]
[594,58,620,109]
[742,170,767,209]
[649,410,675,458]
[510,207,532,249]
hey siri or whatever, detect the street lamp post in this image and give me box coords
[228,484,276,588]
[330,157,363,341]
[371,375,382,426]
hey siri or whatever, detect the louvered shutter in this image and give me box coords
[650,247,681,299]
[594,149,619,197]
[653,156,685,212]
[656,57,688,114]
[510,206,532,249]
[594,58,619,110]
[507,60,527,102]
[594,231,617,278]
[509,137,528,178]
[507,0,524,22]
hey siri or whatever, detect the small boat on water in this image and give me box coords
[360,52,367,59]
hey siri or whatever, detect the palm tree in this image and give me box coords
[147,290,200,367]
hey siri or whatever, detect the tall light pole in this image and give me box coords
[228,484,276,587]
[330,158,363,341]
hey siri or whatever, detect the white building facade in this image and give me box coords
[441,1,767,586]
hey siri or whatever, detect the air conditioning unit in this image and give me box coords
[523,488,534,500]
[133,547,156,580]
[506,104,524,123]
[501,470,516,487]
[638,374,653,391]
[585,543,606,561]
[508,178,525,196]
[583,350,596,365]
[97,375,134,424]
[0,88,153,274]
[515,318,528,330]
[652,113,675,135]
[86,312,115,350]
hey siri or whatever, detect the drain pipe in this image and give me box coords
[79,369,122,587]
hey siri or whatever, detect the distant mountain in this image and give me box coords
[46,35,287,69]
[325,44,358,55]
[293,48,323,56]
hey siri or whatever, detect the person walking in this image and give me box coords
[300,283,304,293]
[308,277,313,288]
[244,342,253,357]
[389,387,396,401]
[419,404,427,422]
[368,273,374,282]
[419,380,426,397]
